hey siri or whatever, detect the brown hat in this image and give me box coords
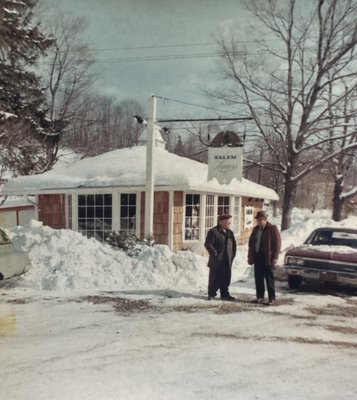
[218,213,232,221]
[255,210,268,219]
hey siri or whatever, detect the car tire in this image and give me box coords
[288,275,302,289]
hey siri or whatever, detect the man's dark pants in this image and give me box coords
[208,258,231,298]
[254,252,275,301]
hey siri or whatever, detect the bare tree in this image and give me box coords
[211,0,357,229]
[41,14,95,167]
[64,96,144,156]
[323,81,357,220]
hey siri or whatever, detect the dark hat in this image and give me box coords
[255,210,268,219]
[218,213,232,221]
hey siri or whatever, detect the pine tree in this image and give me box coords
[0,0,55,178]
[173,135,185,156]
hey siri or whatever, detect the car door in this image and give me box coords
[0,229,29,280]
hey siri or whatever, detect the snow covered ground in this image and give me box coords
[1,209,357,400]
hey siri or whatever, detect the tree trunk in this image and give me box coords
[332,178,344,222]
[281,180,297,231]
[272,200,278,218]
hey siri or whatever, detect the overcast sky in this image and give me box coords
[42,0,252,119]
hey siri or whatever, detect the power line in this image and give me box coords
[40,47,297,65]
[86,42,218,53]
[163,121,252,130]
[156,95,236,115]
[40,52,219,64]
[159,117,253,122]
[91,52,218,63]
[45,38,283,55]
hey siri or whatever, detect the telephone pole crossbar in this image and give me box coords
[158,117,253,122]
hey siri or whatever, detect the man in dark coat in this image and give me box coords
[204,214,237,301]
[248,210,281,304]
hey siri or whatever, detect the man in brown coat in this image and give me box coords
[248,211,281,304]
[204,214,237,301]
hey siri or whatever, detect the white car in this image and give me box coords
[0,228,29,281]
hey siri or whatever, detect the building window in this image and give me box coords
[204,194,215,237]
[218,196,230,216]
[78,194,112,241]
[244,206,254,229]
[232,197,241,234]
[184,194,200,240]
[120,193,136,234]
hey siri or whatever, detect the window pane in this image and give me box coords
[78,195,86,206]
[104,194,112,205]
[205,194,215,237]
[232,197,240,234]
[78,206,85,218]
[120,193,137,234]
[95,195,103,206]
[218,196,230,215]
[87,195,95,206]
[95,207,103,218]
[87,207,94,218]
[185,194,200,241]
[104,206,112,218]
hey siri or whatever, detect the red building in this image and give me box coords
[2,131,278,253]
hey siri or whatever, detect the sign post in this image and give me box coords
[145,95,156,238]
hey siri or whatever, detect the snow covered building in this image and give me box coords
[0,197,36,229]
[1,127,278,253]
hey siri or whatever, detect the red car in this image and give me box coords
[284,227,357,289]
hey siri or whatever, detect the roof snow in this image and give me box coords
[1,145,278,200]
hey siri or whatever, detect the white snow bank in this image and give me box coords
[6,209,357,292]
[8,221,248,292]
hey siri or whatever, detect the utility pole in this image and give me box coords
[145,95,156,238]
[142,97,252,239]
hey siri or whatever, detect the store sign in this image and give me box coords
[208,147,243,183]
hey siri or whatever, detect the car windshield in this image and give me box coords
[306,230,357,249]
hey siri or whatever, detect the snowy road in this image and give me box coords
[1,281,357,400]
[1,211,357,399]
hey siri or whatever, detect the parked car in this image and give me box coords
[284,227,357,289]
[0,228,29,281]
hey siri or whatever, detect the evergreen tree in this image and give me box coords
[0,0,55,178]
